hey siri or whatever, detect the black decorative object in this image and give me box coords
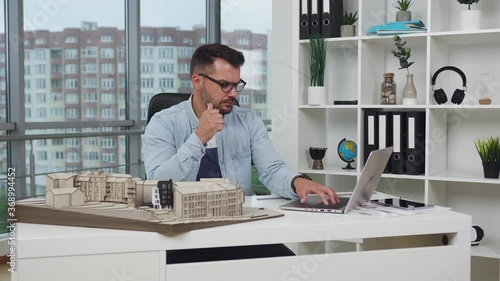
[309,147,327,169]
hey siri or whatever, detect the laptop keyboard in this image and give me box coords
[312,197,350,209]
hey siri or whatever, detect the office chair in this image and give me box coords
[147,93,191,124]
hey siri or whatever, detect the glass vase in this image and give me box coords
[402,74,417,105]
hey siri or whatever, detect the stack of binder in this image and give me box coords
[300,0,343,39]
[364,111,425,175]
[368,20,427,35]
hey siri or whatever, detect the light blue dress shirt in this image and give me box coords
[143,95,299,199]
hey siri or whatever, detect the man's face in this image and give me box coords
[199,58,240,115]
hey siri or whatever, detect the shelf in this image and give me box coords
[428,170,500,185]
[299,105,358,109]
[380,173,426,181]
[471,239,500,259]
[430,29,500,44]
[360,105,427,109]
[299,165,359,176]
[428,105,500,109]
[360,34,427,49]
[299,36,359,48]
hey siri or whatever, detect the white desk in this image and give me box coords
[12,196,471,281]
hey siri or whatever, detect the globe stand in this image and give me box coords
[309,147,327,170]
[342,161,355,170]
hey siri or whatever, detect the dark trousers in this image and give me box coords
[166,244,295,264]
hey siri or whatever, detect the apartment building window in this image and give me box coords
[65,79,78,89]
[100,63,114,73]
[36,151,48,161]
[36,108,46,118]
[100,48,115,58]
[54,152,64,160]
[66,108,78,119]
[238,94,249,105]
[35,38,46,45]
[100,35,114,42]
[159,36,172,42]
[52,64,62,73]
[118,63,125,73]
[254,95,266,103]
[198,37,206,44]
[178,63,190,73]
[25,80,31,90]
[102,138,116,148]
[83,93,97,102]
[83,108,97,118]
[102,153,116,162]
[84,152,99,161]
[159,78,174,89]
[141,63,154,73]
[82,63,97,73]
[177,47,194,58]
[65,64,78,74]
[24,50,31,60]
[141,47,154,58]
[141,78,154,88]
[64,49,78,59]
[101,108,115,119]
[159,63,174,73]
[83,77,97,88]
[237,38,250,45]
[50,108,64,117]
[64,36,78,43]
[66,138,80,147]
[51,93,63,102]
[67,152,80,163]
[141,35,154,42]
[158,48,173,58]
[35,93,47,103]
[34,64,46,74]
[65,93,79,104]
[35,79,46,89]
[180,80,192,89]
[51,79,62,88]
[101,79,115,89]
[81,47,97,58]
[24,65,31,75]
[101,93,115,104]
[52,139,64,146]
[84,138,99,146]
[118,47,125,57]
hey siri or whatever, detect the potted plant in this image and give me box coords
[307,34,327,105]
[394,0,413,22]
[458,0,481,30]
[391,35,416,105]
[475,136,500,178]
[340,11,358,37]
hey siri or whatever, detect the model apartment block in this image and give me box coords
[45,171,245,219]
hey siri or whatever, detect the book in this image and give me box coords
[386,20,425,27]
[368,25,426,34]
[376,29,427,35]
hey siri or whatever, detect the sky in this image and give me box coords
[14,0,271,34]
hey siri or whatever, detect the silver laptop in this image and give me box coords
[280,147,393,214]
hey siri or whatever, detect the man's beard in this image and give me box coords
[201,88,235,115]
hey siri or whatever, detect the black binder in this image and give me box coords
[300,0,310,39]
[390,112,407,174]
[363,111,379,165]
[405,112,426,175]
[377,112,393,173]
[330,0,343,37]
[310,0,321,36]
[320,0,332,38]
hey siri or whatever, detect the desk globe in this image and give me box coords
[338,138,357,170]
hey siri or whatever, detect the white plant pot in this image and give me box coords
[402,98,417,105]
[308,86,326,105]
[460,10,481,31]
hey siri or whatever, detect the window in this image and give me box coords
[159,63,174,73]
[159,35,172,42]
[81,47,97,58]
[67,152,80,163]
[34,64,46,74]
[100,63,114,73]
[159,48,173,58]
[102,138,116,148]
[82,63,97,73]
[64,36,78,43]
[237,38,250,45]
[178,63,190,73]
[141,35,154,42]
[101,108,115,119]
[36,93,47,103]
[159,78,174,89]
[177,47,194,58]
[83,77,97,88]
[65,93,79,104]
[100,35,114,42]
[141,63,154,73]
[239,94,250,105]
[66,108,79,119]
[100,48,115,58]
[35,38,46,45]
[141,47,154,58]
[64,49,78,59]
[35,79,46,89]
[101,79,115,89]
[141,78,154,88]
[83,108,97,118]
[65,79,78,89]
[83,93,97,102]
[180,80,192,89]
[254,95,266,103]
[101,93,115,104]
[65,64,78,73]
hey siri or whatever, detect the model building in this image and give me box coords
[45,170,245,219]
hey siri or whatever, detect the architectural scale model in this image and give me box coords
[45,170,245,219]
[17,170,276,233]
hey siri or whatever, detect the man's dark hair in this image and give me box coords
[190,44,245,76]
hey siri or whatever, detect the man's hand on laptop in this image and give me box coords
[293,178,339,205]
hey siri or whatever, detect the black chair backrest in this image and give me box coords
[147,93,190,124]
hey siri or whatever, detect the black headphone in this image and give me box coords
[431,66,467,105]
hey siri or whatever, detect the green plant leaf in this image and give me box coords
[393,0,413,11]
[308,34,327,87]
[475,136,500,163]
[341,11,358,25]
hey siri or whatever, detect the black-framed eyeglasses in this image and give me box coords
[198,73,247,93]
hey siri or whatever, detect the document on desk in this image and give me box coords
[348,203,451,219]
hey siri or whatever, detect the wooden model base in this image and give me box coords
[16,199,283,234]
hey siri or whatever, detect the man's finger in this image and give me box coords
[318,192,329,206]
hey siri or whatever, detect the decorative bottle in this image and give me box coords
[380,73,397,105]
[402,74,417,105]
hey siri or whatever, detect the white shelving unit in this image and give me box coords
[272,0,500,280]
